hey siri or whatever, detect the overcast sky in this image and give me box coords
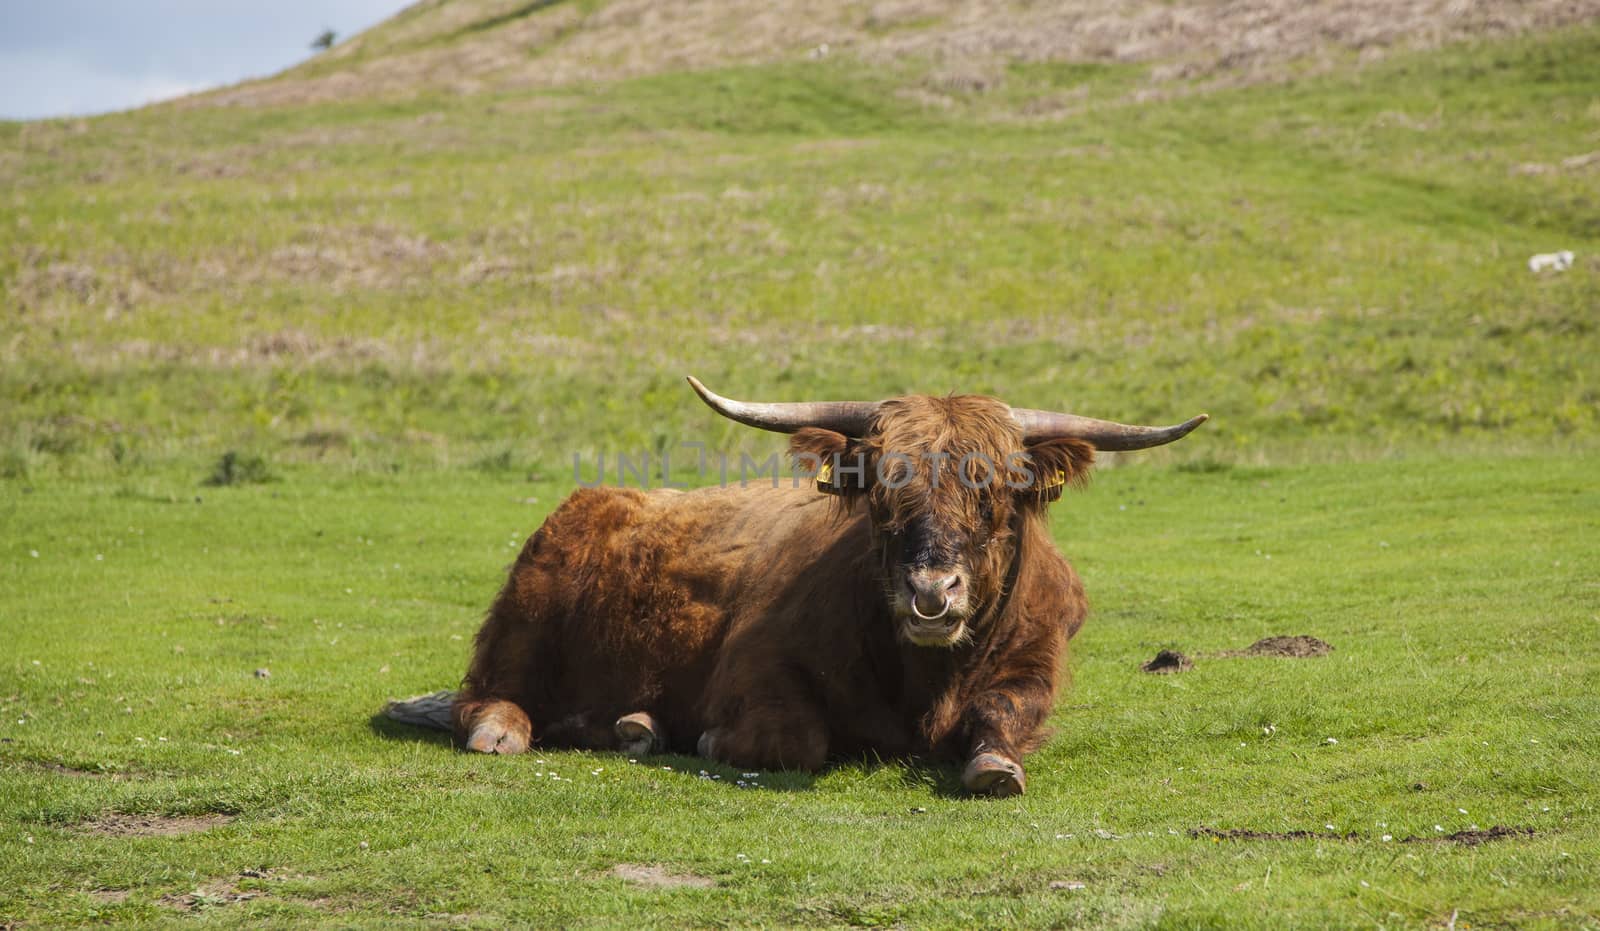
[0,1,412,120]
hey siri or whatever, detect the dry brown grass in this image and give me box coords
[184,0,1600,109]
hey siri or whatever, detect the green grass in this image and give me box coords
[2,457,1596,926]
[2,16,1599,928]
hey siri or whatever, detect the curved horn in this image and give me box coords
[686,376,879,436]
[1011,408,1208,451]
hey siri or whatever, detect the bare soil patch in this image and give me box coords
[78,812,233,838]
[608,863,717,889]
[1407,826,1536,846]
[161,880,260,912]
[1218,635,1333,658]
[1193,827,1358,842]
[1141,649,1193,674]
[88,889,130,905]
[1192,825,1535,845]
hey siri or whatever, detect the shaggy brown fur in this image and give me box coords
[452,394,1096,794]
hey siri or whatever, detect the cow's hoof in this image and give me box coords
[696,729,722,760]
[615,711,666,755]
[466,722,529,755]
[962,752,1025,797]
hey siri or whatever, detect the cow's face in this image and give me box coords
[791,396,1093,648]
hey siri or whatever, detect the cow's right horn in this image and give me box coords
[1011,408,1209,451]
[686,376,878,436]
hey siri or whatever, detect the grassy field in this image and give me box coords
[2,6,1599,927]
[2,458,1596,926]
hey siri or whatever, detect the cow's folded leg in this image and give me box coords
[455,698,532,755]
[614,711,667,755]
[961,749,1026,797]
[696,707,827,772]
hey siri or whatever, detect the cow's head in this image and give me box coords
[688,377,1205,648]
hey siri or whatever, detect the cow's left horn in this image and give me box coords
[686,376,878,436]
[1012,408,1208,451]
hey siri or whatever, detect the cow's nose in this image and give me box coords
[908,572,963,620]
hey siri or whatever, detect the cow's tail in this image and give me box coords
[382,689,457,731]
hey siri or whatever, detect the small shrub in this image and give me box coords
[203,451,275,487]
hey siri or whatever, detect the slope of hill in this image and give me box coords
[1,5,1597,476]
[199,0,1600,108]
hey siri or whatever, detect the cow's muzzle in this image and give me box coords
[899,569,969,646]
[907,570,963,621]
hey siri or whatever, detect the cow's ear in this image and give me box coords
[1019,438,1095,504]
[789,428,869,496]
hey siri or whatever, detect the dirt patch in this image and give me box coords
[1218,635,1332,658]
[161,880,259,911]
[1193,827,1358,842]
[78,812,233,838]
[1192,825,1535,845]
[35,761,100,778]
[1141,649,1193,674]
[1406,826,1536,846]
[88,888,131,905]
[608,863,717,889]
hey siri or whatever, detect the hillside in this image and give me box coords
[2,4,1598,477]
[200,0,1600,108]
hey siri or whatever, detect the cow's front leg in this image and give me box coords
[958,681,1052,797]
[453,698,533,755]
[962,746,1026,797]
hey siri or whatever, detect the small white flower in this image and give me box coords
[29,550,39,558]
[1325,738,1338,745]
[1435,825,1444,832]
[1325,824,1336,831]
[1381,834,1393,842]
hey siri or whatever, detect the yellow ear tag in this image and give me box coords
[815,460,844,496]
[1041,469,1068,502]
